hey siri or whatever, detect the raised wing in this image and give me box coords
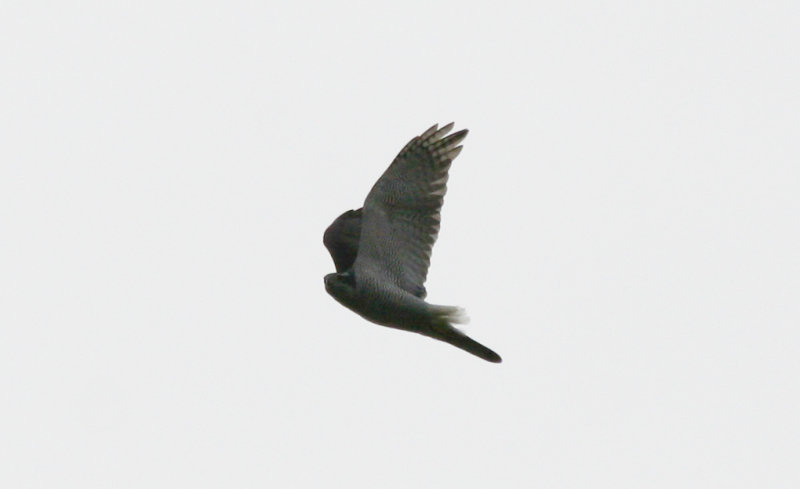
[354,123,467,298]
[323,208,363,273]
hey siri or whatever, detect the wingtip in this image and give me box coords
[421,124,439,139]
[443,129,468,148]
[438,121,455,135]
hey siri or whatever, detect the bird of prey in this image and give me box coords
[323,123,502,363]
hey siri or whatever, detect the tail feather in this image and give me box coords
[428,305,502,363]
[441,327,503,363]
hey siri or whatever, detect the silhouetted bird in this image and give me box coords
[324,123,501,363]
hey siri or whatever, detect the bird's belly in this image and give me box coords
[351,290,430,333]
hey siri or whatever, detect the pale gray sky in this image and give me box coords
[2,2,798,488]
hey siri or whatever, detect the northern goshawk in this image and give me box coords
[324,123,501,363]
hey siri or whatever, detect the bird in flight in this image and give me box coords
[323,123,502,363]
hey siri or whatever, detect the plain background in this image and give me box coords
[2,2,798,488]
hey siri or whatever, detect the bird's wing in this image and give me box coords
[354,123,467,298]
[323,208,363,273]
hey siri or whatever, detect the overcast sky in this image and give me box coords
[2,2,798,488]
